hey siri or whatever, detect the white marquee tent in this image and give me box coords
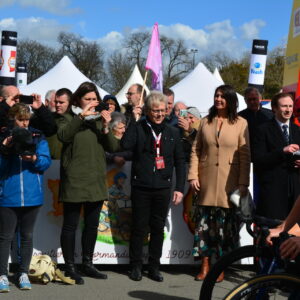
[116,64,150,105]
[20,56,109,101]
[213,68,224,84]
[171,62,247,115]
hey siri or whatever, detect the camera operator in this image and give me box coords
[0,85,56,137]
[0,103,51,292]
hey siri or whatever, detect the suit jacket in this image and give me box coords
[252,118,300,220]
[188,116,250,208]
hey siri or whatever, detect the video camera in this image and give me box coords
[11,127,36,156]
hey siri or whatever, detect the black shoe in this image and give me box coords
[65,265,84,285]
[81,264,107,279]
[148,269,163,282]
[129,266,142,281]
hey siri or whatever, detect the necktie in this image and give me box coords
[282,124,289,145]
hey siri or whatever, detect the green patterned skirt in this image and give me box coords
[192,205,240,262]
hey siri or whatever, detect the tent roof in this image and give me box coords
[116,64,150,105]
[20,56,109,101]
[171,62,247,115]
[213,68,224,84]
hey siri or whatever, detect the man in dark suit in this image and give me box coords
[253,92,300,220]
[238,87,273,155]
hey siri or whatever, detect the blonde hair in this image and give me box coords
[8,103,31,120]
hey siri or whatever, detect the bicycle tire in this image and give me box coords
[223,273,300,300]
[199,245,272,300]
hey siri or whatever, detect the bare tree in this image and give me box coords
[17,39,60,84]
[123,32,150,74]
[107,52,134,94]
[160,36,193,87]
[57,32,107,86]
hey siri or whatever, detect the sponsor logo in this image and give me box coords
[254,45,265,50]
[251,61,263,75]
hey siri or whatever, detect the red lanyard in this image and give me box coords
[147,122,162,157]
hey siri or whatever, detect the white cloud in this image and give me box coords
[97,31,125,54]
[240,19,266,40]
[0,0,81,15]
[97,20,256,59]
[0,17,69,47]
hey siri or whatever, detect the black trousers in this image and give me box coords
[129,187,171,268]
[0,206,40,275]
[60,201,103,265]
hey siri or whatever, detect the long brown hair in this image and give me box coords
[207,85,238,124]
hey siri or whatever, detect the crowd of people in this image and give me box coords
[0,81,300,293]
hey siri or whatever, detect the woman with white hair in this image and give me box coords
[121,91,186,282]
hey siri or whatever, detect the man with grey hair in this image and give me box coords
[44,89,56,112]
[121,91,185,282]
[238,87,273,153]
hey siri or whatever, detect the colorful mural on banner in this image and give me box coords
[283,0,300,93]
[25,161,252,264]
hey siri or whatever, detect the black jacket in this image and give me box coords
[0,101,56,137]
[252,118,300,219]
[121,119,186,192]
[238,107,273,156]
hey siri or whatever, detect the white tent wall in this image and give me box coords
[116,64,150,105]
[171,62,247,116]
[20,56,109,101]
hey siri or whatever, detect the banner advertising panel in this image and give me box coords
[24,161,252,264]
[283,0,300,92]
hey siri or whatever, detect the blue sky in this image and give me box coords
[0,0,294,59]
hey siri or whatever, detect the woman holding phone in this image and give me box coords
[57,82,119,284]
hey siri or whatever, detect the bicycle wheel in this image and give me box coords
[224,273,300,300]
[199,245,272,300]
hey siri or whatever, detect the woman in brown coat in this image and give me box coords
[188,85,250,282]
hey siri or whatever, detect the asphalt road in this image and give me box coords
[2,265,287,300]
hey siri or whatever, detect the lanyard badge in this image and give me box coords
[147,122,165,170]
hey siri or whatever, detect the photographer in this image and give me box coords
[0,103,51,292]
[0,85,56,137]
[57,82,119,284]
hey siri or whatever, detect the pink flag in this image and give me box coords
[145,23,163,91]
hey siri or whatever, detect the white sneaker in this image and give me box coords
[0,275,9,292]
[18,273,31,290]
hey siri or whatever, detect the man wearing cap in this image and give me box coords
[177,106,201,162]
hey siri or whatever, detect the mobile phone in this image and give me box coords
[19,95,34,104]
[179,109,188,117]
[95,102,109,112]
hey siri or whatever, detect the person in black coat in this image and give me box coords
[252,92,300,220]
[121,91,186,282]
[0,86,56,137]
[238,87,273,156]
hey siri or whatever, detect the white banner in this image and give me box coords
[0,45,16,78]
[248,54,267,86]
[29,161,252,264]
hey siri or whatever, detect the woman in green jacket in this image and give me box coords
[57,82,119,284]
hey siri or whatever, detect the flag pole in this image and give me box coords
[139,70,148,106]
